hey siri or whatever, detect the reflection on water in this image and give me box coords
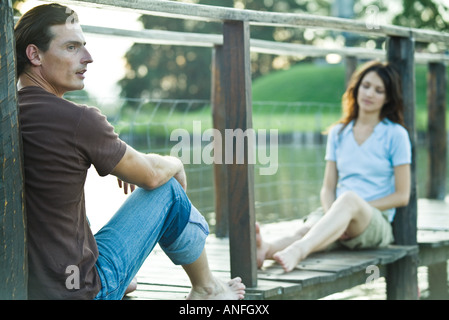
[178,142,443,233]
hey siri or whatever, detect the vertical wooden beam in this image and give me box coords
[427,262,449,299]
[426,62,447,200]
[425,62,448,300]
[211,45,229,238]
[345,56,357,88]
[386,36,418,300]
[222,20,257,287]
[0,0,28,299]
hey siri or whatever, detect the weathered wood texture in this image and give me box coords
[0,1,27,300]
[387,36,418,246]
[386,36,418,300]
[13,17,449,64]
[126,199,449,300]
[54,23,449,64]
[426,62,447,200]
[221,20,257,288]
[211,45,229,238]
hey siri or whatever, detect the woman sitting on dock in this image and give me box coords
[256,60,412,273]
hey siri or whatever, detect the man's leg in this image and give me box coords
[182,250,245,300]
[161,205,245,300]
[94,178,244,300]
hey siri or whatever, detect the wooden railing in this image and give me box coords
[1,0,448,299]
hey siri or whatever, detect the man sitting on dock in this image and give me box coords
[15,2,245,300]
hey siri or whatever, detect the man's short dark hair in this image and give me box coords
[14,3,79,76]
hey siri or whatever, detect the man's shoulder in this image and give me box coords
[19,86,84,110]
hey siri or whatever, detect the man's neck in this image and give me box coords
[18,71,65,98]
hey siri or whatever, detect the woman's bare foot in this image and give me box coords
[256,223,270,268]
[273,242,305,273]
[186,277,245,300]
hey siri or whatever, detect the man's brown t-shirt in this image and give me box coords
[18,86,127,299]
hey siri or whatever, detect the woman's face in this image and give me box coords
[357,71,387,116]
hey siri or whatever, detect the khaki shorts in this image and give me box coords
[304,206,394,251]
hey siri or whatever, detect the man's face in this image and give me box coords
[39,23,93,95]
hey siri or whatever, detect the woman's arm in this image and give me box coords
[111,145,187,191]
[320,160,338,213]
[368,163,411,211]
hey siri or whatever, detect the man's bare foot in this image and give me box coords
[273,242,305,273]
[124,277,138,295]
[256,222,270,269]
[186,277,245,300]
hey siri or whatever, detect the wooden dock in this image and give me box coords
[124,198,449,300]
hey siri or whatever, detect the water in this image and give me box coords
[84,141,446,300]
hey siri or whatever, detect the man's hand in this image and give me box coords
[174,167,187,191]
[111,146,188,191]
[117,178,136,195]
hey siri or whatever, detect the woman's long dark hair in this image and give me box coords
[336,60,405,131]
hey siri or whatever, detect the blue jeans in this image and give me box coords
[93,178,209,300]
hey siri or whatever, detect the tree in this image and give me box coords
[118,0,448,100]
[393,0,448,31]
[12,0,25,16]
[119,0,336,101]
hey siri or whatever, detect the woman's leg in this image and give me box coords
[273,191,373,272]
[256,209,323,268]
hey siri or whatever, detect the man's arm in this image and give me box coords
[111,145,187,191]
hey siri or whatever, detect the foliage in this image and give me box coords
[118,0,448,102]
[393,0,448,31]
[12,0,25,16]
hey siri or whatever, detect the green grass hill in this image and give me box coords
[251,62,449,131]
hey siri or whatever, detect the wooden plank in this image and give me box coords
[58,0,449,43]
[246,279,302,300]
[418,230,449,247]
[0,1,27,300]
[67,23,449,64]
[127,201,449,300]
[426,62,447,200]
[222,20,257,287]
[12,17,446,64]
[259,266,338,287]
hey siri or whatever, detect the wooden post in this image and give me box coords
[211,44,229,238]
[345,56,357,88]
[221,20,257,287]
[426,62,447,200]
[427,262,449,299]
[0,0,28,299]
[385,36,418,300]
[426,62,448,299]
